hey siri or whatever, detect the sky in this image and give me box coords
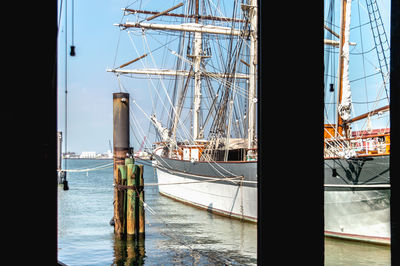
[58,0,392,154]
[57,0,242,154]
[58,0,134,154]
[323,0,391,132]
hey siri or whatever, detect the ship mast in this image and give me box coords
[336,0,352,138]
[192,0,202,141]
[246,0,257,149]
[108,1,256,146]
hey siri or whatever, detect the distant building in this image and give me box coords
[63,152,78,159]
[97,150,113,159]
[80,151,97,158]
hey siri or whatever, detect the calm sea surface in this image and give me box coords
[58,159,391,265]
[324,237,390,265]
[58,159,257,265]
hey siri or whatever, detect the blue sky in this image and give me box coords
[58,0,239,154]
[323,0,391,131]
[58,0,391,154]
[58,0,132,153]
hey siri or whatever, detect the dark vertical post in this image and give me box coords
[113,92,130,237]
[57,131,62,172]
[57,131,67,187]
[57,131,64,184]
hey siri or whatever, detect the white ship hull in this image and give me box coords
[156,166,257,223]
[324,189,390,245]
[324,156,390,245]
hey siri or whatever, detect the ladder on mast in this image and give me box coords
[365,0,390,99]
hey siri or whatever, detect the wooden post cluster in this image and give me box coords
[113,91,145,240]
[115,159,145,239]
[113,92,130,236]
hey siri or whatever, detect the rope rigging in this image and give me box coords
[109,0,255,177]
[324,0,390,138]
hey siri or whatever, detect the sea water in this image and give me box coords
[57,159,257,265]
[324,237,390,265]
[58,159,391,265]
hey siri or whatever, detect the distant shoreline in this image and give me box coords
[62,157,152,162]
[63,157,113,160]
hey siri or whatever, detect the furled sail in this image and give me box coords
[338,0,352,122]
[150,114,171,142]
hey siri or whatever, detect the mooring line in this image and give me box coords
[144,176,243,186]
[113,176,243,190]
[62,162,114,172]
[154,163,246,185]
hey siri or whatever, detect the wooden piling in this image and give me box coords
[125,158,134,165]
[137,164,145,236]
[118,165,127,235]
[112,92,146,239]
[126,162,137,237]
[113,92,130,237]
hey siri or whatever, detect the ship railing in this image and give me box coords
[324,133,390,158]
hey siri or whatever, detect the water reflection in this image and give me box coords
[113,234,146,265]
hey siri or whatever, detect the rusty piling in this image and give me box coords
[113,92,130,237]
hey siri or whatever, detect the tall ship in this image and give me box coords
[323,0,390,244]
[108,0,258,223]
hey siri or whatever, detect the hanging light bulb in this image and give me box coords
[70,45,76,56]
